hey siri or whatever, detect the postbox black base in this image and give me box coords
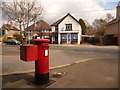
[35,73,49,85]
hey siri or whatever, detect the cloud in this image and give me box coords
[41,0,116,25]
[0,0,117,27]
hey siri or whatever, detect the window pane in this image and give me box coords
[66,24,72,31]
[71,34,78,39]
[71,33,78,42]
[61,34,67,42]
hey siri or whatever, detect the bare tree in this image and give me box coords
[92,13,115,45]
[1,0,43,45]
[92,13,114,36]
[105,13,114,23]
[92,19,107,36]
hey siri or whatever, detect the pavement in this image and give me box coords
[2,57,118,88]
[50,44,118,49]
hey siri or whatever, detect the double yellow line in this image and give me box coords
[0,58,94,76]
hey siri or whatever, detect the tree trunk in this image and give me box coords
[22,37,27,45]
[19,23,26,45]
[22,31,28,45]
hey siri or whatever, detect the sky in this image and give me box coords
[40,0,119,25]
[0,0,119,27]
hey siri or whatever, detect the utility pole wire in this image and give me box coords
[44,9,114,14]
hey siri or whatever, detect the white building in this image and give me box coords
[51,13,82,44]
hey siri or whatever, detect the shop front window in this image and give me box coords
[61,34,67,42]
[71,33,78,42]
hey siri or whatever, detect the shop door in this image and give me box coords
[67,34,71,43]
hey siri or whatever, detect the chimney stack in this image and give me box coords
[116,1,120,18]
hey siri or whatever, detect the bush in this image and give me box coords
[94,37,100,43]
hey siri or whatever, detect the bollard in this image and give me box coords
[20,39,50,85]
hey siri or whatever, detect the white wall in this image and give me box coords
[4,30,20,37]
[58,15,81,32]
[78,25,82,44]
[51,26,55,32]
[58,15,82,44]
[58,33,61,44]
[51,15,82,44]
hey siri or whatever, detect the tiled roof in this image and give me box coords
[26,20,51,30]
[51,13,80,26]
[107,18,120,25]
[2,24,20,31]
[51,17,65,26]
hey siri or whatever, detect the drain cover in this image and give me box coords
[52,72,66,78]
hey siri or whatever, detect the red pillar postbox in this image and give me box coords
[33,39,50,85]
[20,39,50,85]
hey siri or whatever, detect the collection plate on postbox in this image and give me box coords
[42,43,49,57]
[20,45,37,62]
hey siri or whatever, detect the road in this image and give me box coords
[1,44,118,74]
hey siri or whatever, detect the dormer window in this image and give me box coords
[35,23,41,27]
[42,29,49,32]
[66,24,72,31]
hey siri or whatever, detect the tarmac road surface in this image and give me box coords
[1,44,118,75]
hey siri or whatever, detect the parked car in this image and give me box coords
[4,39,21,45]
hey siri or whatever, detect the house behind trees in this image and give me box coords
[105,3,120,45]
[0,24,20,37]
[25,20,51,41]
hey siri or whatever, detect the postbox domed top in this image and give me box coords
[33,39,50,44]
